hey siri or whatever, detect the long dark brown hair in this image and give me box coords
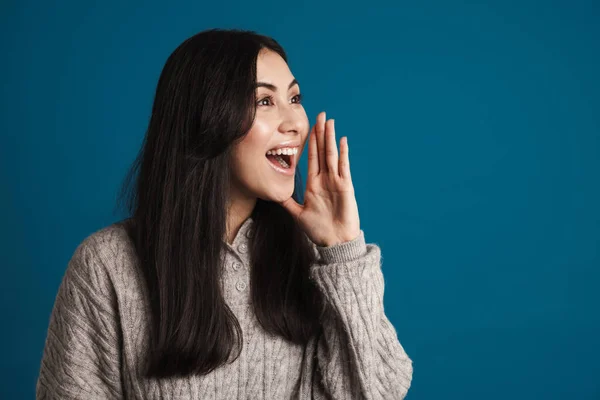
[115,28,323,379]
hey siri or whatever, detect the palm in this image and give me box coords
[280,112,361,247]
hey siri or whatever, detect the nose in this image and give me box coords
[278,105,305,135]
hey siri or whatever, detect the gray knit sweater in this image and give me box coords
[36,217,413,399]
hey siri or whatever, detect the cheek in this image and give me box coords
[298,124,310,156]
[299,113,310,142]
[234,125,270,161]
[247,118,274,144]
[230,139,269,189]
[232,145,263,176]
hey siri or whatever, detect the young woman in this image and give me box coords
[36,28,413,399]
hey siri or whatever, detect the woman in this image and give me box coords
[36,28,413,399]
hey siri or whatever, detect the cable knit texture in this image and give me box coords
[36,217,413,399]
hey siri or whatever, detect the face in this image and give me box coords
[229,48,309,204]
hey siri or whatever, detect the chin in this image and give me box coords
[261,186,295,203]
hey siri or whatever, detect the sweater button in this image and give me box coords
[238,243,248,254]
[232,262,242,271]
[235,281,247,291]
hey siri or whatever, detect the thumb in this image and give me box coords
[279,196,304,221]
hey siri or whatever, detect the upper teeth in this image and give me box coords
[267,147,298,156]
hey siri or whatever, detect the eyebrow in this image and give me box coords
[255,78,299,92]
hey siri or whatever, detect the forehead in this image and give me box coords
[256,49,293,82]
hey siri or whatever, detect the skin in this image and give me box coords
[227,48,360,247]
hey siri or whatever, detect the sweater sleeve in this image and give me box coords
[307,230,413,400]
[36,237,124,399]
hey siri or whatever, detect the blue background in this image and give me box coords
[1,1,599,399]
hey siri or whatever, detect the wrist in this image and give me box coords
[316,230,367,264]
[321,230,361,247]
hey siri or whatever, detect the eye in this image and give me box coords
[257,95,274,106]
[257,93,304,107]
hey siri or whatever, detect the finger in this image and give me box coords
[325,119,338,176]
[279,196,304,221]
[307,124,319,177]
[339,136,351,179]
[316,111,327,173]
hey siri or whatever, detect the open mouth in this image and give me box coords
[266,148,297,170]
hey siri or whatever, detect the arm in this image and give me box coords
[308,230,413,400]
[36,237,124,399]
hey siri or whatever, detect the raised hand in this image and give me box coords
[279,111,361,247]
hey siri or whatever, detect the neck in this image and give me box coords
[226,186,257,245]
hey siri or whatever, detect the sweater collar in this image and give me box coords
[224,216,254,258]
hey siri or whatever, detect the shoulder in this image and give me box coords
[77,218,133,253]
[65,219,138,296]
[78,219,135,259]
